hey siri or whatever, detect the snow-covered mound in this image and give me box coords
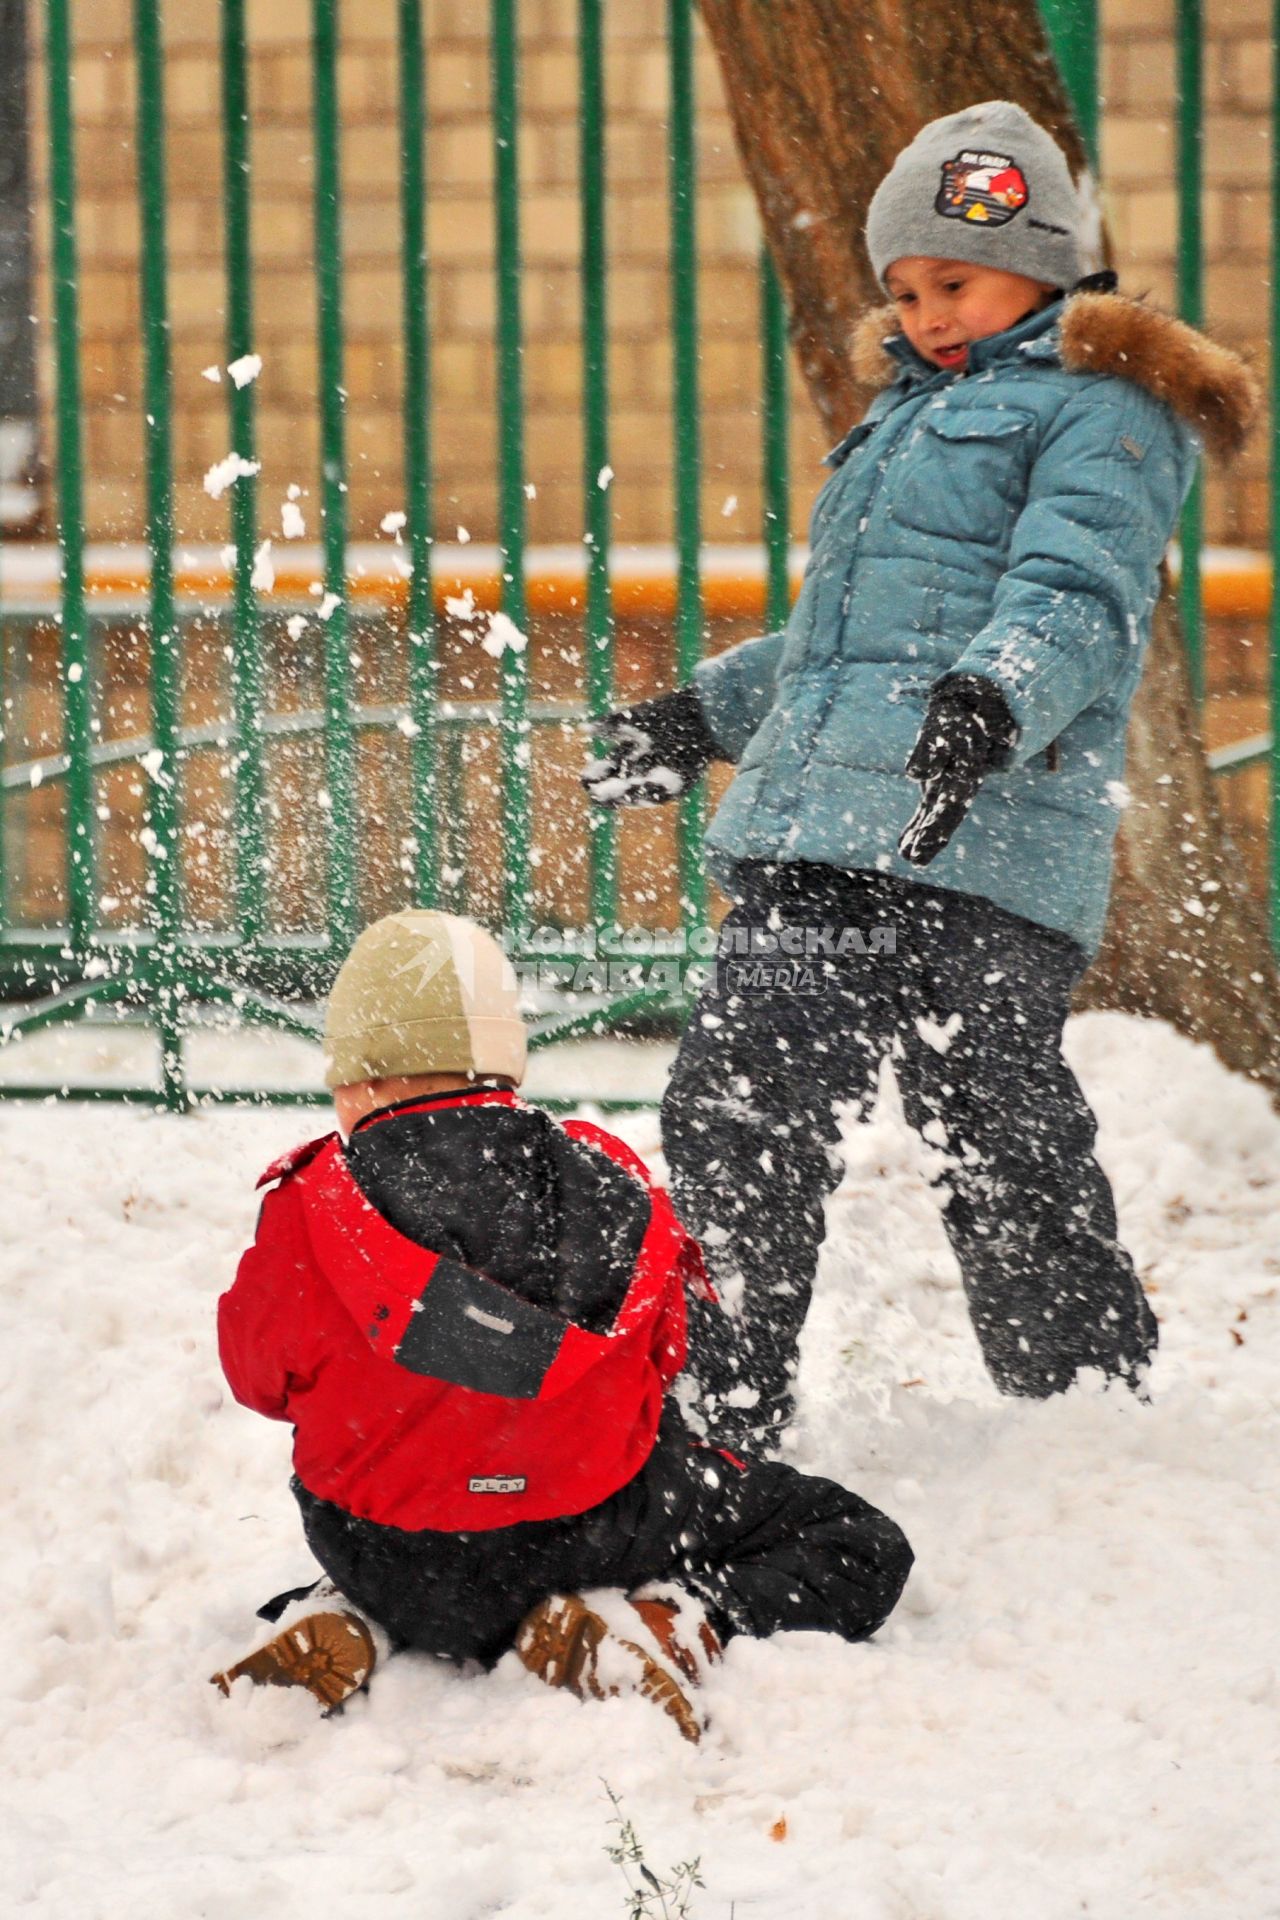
[4,1013,1278,1919]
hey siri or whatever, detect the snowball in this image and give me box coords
[203,453,261,501]
[916,1011,963,1055]
[250,539,275,593]
[480,611,528,659]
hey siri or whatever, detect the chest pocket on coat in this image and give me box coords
[887,406,1036,549]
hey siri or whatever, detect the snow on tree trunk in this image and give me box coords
[699,0,1280,1104]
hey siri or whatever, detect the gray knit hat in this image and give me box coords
[323,909,527,1090]
[866,101,1082,292]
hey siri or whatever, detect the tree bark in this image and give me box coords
[699,0,1280,1103]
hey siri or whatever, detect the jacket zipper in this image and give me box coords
[783,376,960,820]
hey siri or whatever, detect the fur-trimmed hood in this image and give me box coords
[850,289,1258,461]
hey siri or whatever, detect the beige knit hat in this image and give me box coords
[323,909,527,1090]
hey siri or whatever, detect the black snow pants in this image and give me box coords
[661,861,1158,1449]
[280,1408,912,1664]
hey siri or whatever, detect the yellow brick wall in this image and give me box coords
[23,2,1272,556]
[25,0,829,555]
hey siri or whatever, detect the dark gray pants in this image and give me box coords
[287,1410,912,1663]
[661,863,1157,1449]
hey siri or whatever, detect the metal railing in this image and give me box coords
[0,0,1275,1108]
[0,0,798,1105]
[1043,0,1279,943]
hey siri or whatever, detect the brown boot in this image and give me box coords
[211,1609,377,1712]
[514,1592,704,1745]
[628,1596,722,1687]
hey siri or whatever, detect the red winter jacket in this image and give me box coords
[218,1091,706,1532]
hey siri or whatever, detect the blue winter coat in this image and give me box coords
[694,292,1246,954]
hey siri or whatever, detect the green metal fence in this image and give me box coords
[0,0,1275,1109]
[0,0,783,1106]
[1043,0,1280,880]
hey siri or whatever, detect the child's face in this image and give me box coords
[883,257,1056,372]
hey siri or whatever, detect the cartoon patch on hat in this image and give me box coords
[936,150,1029,227]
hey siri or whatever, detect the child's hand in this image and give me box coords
[899,676,1017,866]
[582,686,719,808]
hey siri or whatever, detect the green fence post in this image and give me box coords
[441,721,466,916]
[760,249,790,635]
[221,0,264,946]
[667,0,705,951]
[1038,0,1100,172]
[398,0,438,910]
[311,0,357,954]
[0,589,5,941]
[491,0,531,944]
[134,0,185,1108]
[1272,0,1280,949]
[1177,0,1205,704]
[579,0,616,942]
[45,0,94,963]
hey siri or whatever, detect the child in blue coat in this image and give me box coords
[584,101,1257,1450]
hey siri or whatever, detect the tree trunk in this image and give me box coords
[699,0,1280,1103]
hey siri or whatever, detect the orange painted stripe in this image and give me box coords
[1201,564,1272,620]
[72,565,790,620]
[17,554,1280,621]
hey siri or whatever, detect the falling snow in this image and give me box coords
[227,353,263,389]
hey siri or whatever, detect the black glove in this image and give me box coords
[898,675,1017,867]
[581,684,720,808]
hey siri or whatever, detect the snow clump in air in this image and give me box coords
[482,612,528,659]
[203,453,260,501]
[250,541,275,594]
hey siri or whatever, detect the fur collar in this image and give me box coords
[850,291,1258,460]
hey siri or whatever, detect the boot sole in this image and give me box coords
[211,1609,376,1711]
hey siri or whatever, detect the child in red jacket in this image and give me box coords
[213,910,911,1737]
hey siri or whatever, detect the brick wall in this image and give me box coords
[25,0,827,553]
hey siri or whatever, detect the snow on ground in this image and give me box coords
[3,1012,1279,1919]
